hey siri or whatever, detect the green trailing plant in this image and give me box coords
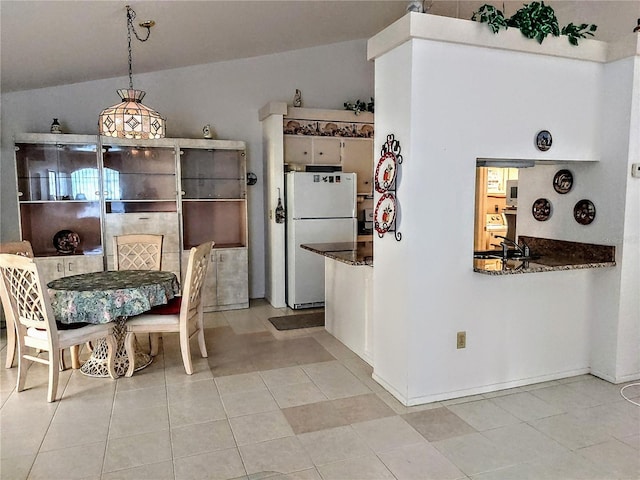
[344,98,374,115]
[471,4,507,34]
[507,1,559,44]
[472,2,597,46]
[561,22,598,46]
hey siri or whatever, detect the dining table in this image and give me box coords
[48,270,180,377]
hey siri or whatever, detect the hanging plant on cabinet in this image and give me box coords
[344,98,374,115]
[471,2,597,46]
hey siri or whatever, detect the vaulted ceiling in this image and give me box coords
[2,1,637,93]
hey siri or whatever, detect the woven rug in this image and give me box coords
[268,311,325,331]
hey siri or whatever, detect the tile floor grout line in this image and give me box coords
[100,364,122,478]
[161,350,178,480]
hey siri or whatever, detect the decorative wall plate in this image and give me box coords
[375,152,397,193]
[574,199,596,225]
[532,198,552,221]
[374,192,397,235]
[53,230,80,254]
[536,130,552,151]
[246,172,258,186]
[553,169,573,194]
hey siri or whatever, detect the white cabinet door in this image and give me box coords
[313,137,341,165]
[341,138,373,195]
[284,136,312,166]
[284,136,341,166]
[215,248,248,307]
[35,258,67,285]
[202,252,218,310]
[183,248,247,311]
[36,255,104,286]
[65,255,103,277]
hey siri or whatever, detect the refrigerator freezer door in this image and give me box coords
[286,172,356,219]
[286,217,357,309]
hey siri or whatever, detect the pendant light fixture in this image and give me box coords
[99,5,165,139]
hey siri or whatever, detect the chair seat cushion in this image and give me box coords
[126,313,180,327]
[60,323,114,345]
[148,296,182,315]
[27,323,113,346]
[26,327,47,341]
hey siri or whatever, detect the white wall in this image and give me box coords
[590,53,640,382]
[373,31,636,405]
[0,39,375,298]
[617,56,640,380]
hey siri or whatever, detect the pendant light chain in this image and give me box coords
[99,5,165,139]
[126,5,152,90]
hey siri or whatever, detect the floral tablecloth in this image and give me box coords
[48,270,180,325]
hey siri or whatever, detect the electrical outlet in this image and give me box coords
[457,331,466,349]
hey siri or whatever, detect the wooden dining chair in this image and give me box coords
[0,241,84,371]
[113,234,164,353]
[124,241,214,376]
[0,254,118,402]
[0,241,34,369]
[113,234,163,271]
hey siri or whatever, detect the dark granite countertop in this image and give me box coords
[301,242,373,266]
[474,237,616,276]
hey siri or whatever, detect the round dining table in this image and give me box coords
[48,270,180,377]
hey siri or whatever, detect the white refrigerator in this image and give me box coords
[286,171,357,309]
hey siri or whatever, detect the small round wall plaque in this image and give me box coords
[535,130,552,151]
[574,199,596,225]
[553,169,573,194]
[532,198,552,221]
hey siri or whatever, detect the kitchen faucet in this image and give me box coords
[495,235,530,258]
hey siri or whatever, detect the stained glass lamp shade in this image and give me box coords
[99,88,165,140]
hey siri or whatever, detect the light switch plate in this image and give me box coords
[632,163,640,178]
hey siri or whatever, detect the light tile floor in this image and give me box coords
[1,299,639,480]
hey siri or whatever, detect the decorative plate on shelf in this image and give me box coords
[574,199,596,225]
[553,169,573,194]
[374,192,397,235]
[374,152,397,193]
[532,198,552,221]
[53,230,80,254]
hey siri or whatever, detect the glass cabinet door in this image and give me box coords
[102,144,177,213]
[15,141,102,256]
[16,143,99,201]
[180,149,245,199]
[180,148,247,249]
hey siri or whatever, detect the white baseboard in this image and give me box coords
[590,368,640,384]
[373,367,592,406]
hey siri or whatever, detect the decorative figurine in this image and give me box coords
[50,118,62,134]
[406,1,424,13]
[202,124,215,139]
[293,89,302,108]
[275,188,285,224]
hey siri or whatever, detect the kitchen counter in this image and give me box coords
[301,241,373,266]
[474,237,616,276]
[301,241,373,365]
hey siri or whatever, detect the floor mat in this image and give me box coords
[268,311,325,331]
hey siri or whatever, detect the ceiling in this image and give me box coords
[2,1,638,93]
